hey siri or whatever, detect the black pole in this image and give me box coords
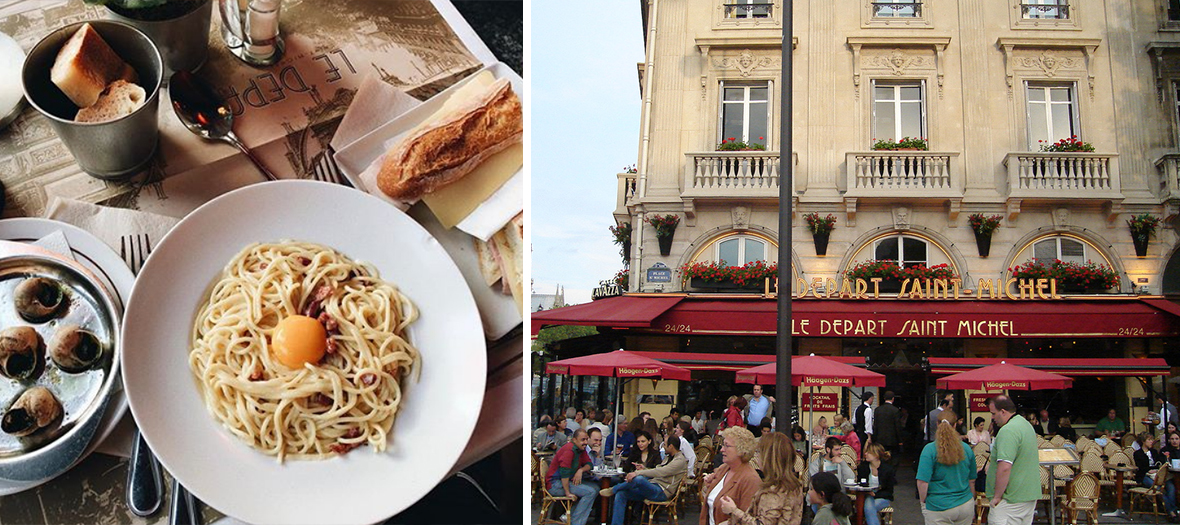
[775,0,794,433]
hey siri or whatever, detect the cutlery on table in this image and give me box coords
[311,147,350,187]
[122,233,163,517]
[170,477,202,525]
[169,69,279,182]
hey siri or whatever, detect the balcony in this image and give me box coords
[682,151,786,200]
[1004,152,1121,200]
[1156,153,1180,201]
[844,151,962,199]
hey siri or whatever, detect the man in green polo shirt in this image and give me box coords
[987,395,1041,525]
[1095,408,1127,439]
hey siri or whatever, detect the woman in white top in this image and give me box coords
[966,416,991,446]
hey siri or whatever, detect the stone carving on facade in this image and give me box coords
[1015,51,1083,79]
[1052,207,1071,231]
[713,51,779,77]
[893,206,911,231]
[854,47,943,99]
[731,206,751,229]
[869,50,930,77]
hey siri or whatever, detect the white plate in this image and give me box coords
[333,62,522,340]
[0,218,134,495]
[121,181,486,525]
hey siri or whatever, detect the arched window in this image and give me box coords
[716,235,769,266]
[1031,236,1088,264]
[873,235,929,267]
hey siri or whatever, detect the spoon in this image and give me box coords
[168,70,278,182]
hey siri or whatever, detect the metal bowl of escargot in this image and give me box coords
[0,242,119,482]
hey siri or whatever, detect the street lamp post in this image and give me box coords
[776,0,794,433]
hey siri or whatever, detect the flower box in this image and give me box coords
[689,277,764,291]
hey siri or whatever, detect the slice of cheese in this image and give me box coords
[423,143,521,228]
[414,70,520,227]
[490,215,523,312]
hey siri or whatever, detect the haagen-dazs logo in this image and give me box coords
[803,376,851,386]
[619,367,660,376]
[985,381,1028,389]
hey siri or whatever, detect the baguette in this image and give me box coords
[50,23,138,109]
[75,80,145,123]
[377,78,522,201]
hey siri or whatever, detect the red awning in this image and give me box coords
[545,349,692,380]
[929,357,1172,377]
[735,355,887,387]
[628,351,865,372]
[936,362,1073,390]
[530,295,684,336]
[637,297,1180,338]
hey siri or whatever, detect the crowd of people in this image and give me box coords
[535,390,1180,525]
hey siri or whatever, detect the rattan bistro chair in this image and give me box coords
[536,459,575,525]
[1060,472,1100,525]
[1129,466,1168,520]
[643,481,681,525]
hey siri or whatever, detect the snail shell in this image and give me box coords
[13,277,66,323]
[0,326,43,380]
[1,386,61,437]
[48,325,102,373]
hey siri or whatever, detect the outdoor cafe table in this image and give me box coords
[0,1,521,523]
[593,466,626,525]
[1103,463,1136,519]
[843,480,880,525]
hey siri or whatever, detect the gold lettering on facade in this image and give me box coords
[826,278,839,299]
[871,277,883,298]
[1003,278,1019,300]
[979,279,998,299]
[1035,279,1049,300]
[1017,279,1035,299]
[839,278,854,299]
[856,279,869,299]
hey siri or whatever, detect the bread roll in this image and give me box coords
[377,78,522,200]
[75,80,145,123]
[50,23,138,109]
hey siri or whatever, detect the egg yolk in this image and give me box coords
[272,315,327,368]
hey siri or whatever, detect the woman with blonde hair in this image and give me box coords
[700,427,761,525]
[915,409,977,525]
[723,396,744,431]
[856,443,895,525]
[717,432,804,525]
[811,416,830,450]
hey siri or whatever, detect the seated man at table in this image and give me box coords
[809,436,856,482]
[546,429,596,525]
[600,435,687,525]
[1095,408,1127,440]
[605,420,635,456]
[586,427,605,470]
[535,419,567,452]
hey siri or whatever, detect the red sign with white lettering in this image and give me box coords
[802,393,838,411]
[970,394,992,412]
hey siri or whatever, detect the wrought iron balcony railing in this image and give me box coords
[723,2,773,19]
[872,1,922,18]
[1020,2,1069,19]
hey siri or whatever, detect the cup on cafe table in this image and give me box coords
[22,21,162,181]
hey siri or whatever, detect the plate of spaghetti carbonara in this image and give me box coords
[121,181,485,525]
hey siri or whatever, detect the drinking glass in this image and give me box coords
[218,0,283,66]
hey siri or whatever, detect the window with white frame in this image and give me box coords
[1026,83,1078,150]
[716,235,770,266]
[720,82,770,147]
[725,0,772,19]
[873,235,928,268]
[872,81,926,144]
[873,0,921,18]
[1021,0,1069,19]
[1032,236,1089,264]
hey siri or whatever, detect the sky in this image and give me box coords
[531,1,644,306]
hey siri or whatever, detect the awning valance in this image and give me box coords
[627,351,865,372]
[929,357,1171,377]
[640,297,1180,339]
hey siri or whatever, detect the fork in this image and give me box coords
[310,147,352,187]
[121,234,163,517]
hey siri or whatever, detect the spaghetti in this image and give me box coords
[189,241,420,461]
